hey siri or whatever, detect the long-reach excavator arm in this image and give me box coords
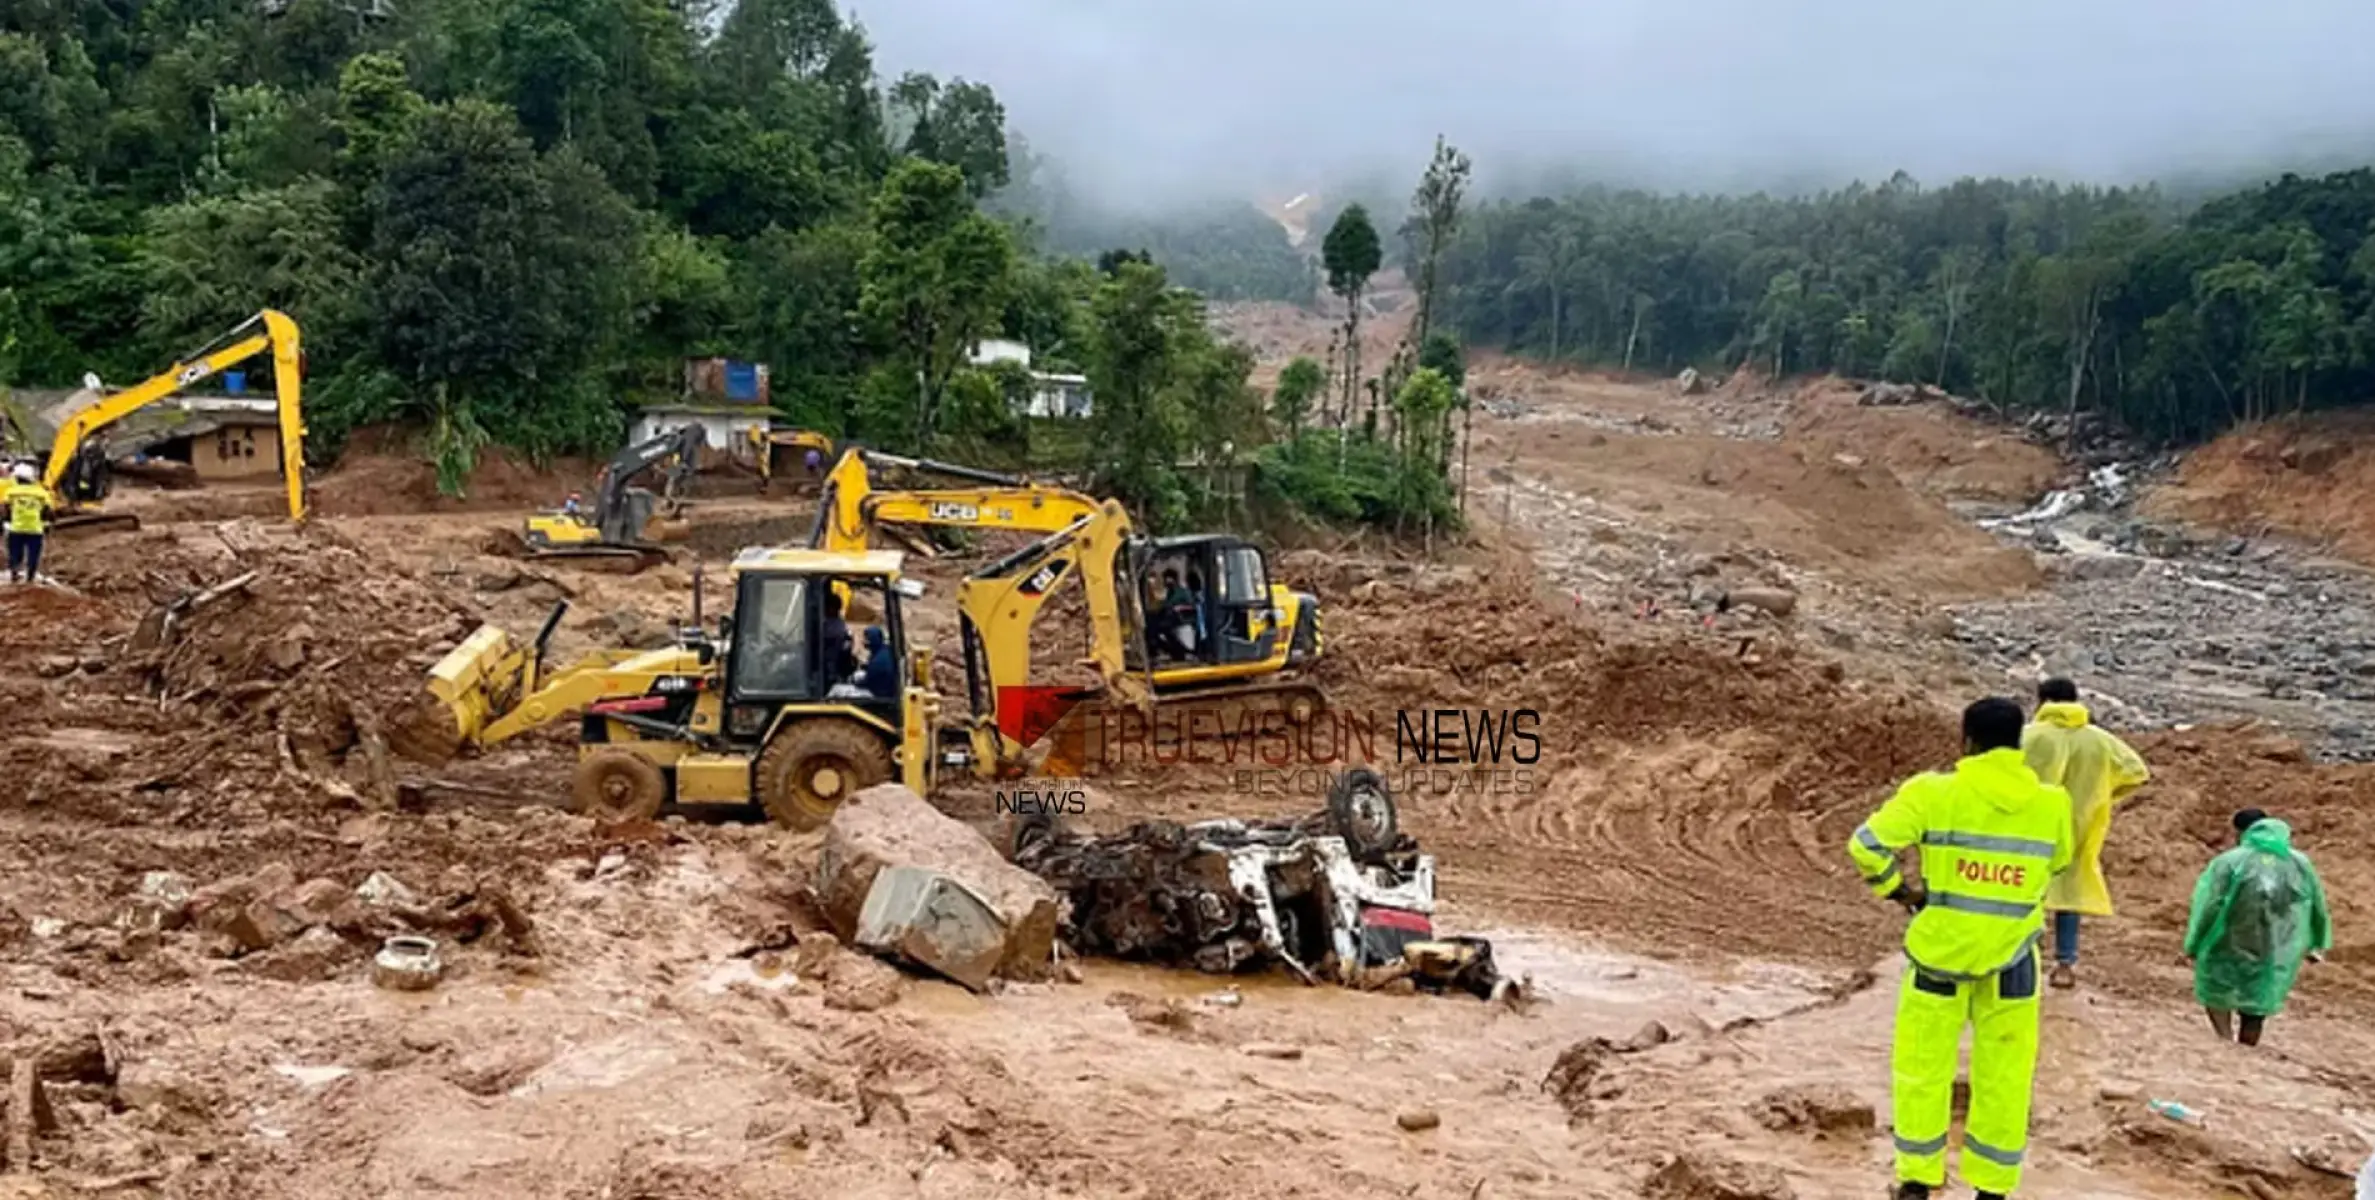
[46,310,306,525]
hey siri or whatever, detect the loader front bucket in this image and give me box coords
[388,623,518,766]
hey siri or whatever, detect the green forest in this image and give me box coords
[8,0,2375,536]
[1431,170,2375,442]
[0,0,1278,522]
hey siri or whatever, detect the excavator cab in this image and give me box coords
[1138,536,1316,675]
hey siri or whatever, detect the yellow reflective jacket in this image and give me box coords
[2022,702,2148,917]
[4,482,52,535]
[1848,747,2075,980]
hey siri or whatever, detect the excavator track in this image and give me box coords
[514,531,672,575]
[49,513,143,535]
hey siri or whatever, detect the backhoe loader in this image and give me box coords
[399,505,1156,828]
[517,422,705,572]
[40,310,307,533]
[811,447,1326,722]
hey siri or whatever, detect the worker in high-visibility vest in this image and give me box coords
[1849,696,2075,1200]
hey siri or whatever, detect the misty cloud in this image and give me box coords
[848,0,2375,208]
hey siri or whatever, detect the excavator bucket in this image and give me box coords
[389,623,518,766]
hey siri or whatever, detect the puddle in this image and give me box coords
[1475,928,1831,1025]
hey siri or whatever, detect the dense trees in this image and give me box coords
[0,0,1109,490]
[1434,170,2375,443]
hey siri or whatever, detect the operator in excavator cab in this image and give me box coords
[6,462,53,584]
[561,491,584,518]
[1151,568,1196,659]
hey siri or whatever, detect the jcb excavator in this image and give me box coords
[398,511,1152,827]
[40,310,307,533]
[517,422,705,572]
[749,425,834,494]
[811,447,1325,721]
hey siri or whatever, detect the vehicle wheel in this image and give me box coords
[755,718,894,831]
[1003,807,1060,864]
[1327,767,1398,862]
[572,748,667,822]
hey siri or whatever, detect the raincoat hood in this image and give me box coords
[2242,818,2293,855]
[2034,702,2090,729]
[1959,748,2045,812]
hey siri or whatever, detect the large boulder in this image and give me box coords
[817,784,1059,985]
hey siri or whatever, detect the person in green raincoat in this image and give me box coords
[2022,679,2150,989]
[2184,809,2331,1046]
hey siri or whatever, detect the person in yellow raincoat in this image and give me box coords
[1849,697,2075,1200]
[2021,679,2149,989]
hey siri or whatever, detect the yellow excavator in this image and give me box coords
[749,425,835,494]
[399,511,1151,827]
[516,422,705,572]
[811,447,1325,721]
[38,310,307,533]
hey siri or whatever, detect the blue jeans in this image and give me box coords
[2052,911,2080,966]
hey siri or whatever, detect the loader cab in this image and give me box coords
[1141,535,1285,669]
[720,548,913,743]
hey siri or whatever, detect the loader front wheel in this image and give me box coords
[755,719,893,831]
[572,748,667,823]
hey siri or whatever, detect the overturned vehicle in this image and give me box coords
[1007,770,1512,1000]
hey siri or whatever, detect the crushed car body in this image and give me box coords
[1007,770,1513,1000]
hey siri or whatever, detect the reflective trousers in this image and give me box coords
[1892,947,2040,1195]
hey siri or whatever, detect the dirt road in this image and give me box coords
[2,351,2371,1196]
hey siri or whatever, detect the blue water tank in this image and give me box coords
[723,361,760,402]
[223,371,248,394]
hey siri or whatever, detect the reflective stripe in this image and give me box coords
[1929,891,2036,920]
[1864,862,1901,887]
[1922,830,2057,859]
[1856,825,1889,856]
[1907,932,2040,983]
[1894,1131,1948,1156]
[1964,1134,2025,1167]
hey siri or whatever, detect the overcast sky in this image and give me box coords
[847,0,2375,211]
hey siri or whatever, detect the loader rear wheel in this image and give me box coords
[572,748,667,823]
[755,718,893,831]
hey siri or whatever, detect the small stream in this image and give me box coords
[1951,466,2375,761]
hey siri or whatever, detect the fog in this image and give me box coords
[849,0,2375,211]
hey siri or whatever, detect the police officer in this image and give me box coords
[1848,697,2076,1200]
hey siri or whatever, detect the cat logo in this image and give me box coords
[927,501,980,521]
[1019,559,1070,596]
[176,363,214,386]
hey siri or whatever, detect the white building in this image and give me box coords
[968,339,1094,419]
[628,405,770,454]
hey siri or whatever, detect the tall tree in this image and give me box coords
[1406,135,1471,348]
[1320,202,1382,427]
[857,158,1014,448]
[1271,355,1323,437]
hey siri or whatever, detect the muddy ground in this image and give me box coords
[2,330,2372,1197]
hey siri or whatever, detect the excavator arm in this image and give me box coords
[46,309,306,522]
[592,421,706,535]
[953,502,1153,771]
[810,448,1097,552]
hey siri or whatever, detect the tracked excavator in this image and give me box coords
[516,422,705,572]
[36,310,307,533]
[811,447,1326,723]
